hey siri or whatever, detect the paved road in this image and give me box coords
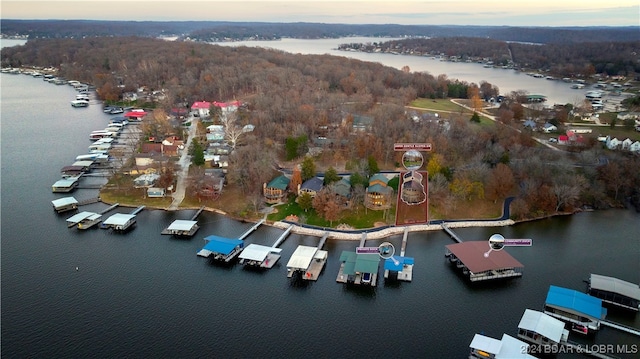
[168,116,197,210]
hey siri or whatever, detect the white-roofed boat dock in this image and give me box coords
[52,197,79,213]
[101,206,143,231]
[286,231,329,280]
[587,273,640,312]
[161,220,199,236]
[66,211,102,229]
[238,224,292,268]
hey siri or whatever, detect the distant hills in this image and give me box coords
[1,20,638,44]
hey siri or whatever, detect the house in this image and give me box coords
[629,141,640,153]
[348,114,373,132]
[134,173,160,188]
[191,101,211,118]
[366,173,393,209]
[263,175,290,204]
[331,178,352,208]
[523,119,537,131]
[621,138,633,150]
[542,123,557,133]
[557,135,569,145]
[298,177,323,198]
[606,137,621,150]
[147,187,166,198]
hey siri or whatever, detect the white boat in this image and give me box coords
[585,90,603,99]
[571,83,585,89]
[71,99,89,108]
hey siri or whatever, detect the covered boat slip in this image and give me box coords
[383,255,414,282]
[469,333,535,359]
[286,245,328,280]
[101,213,137,231]
[52,176,81,192]
[66,211,102,229]
[238,244,282,268]
[588,273,640,311]
[544,285,607,332]
[161,220,199,236]
[517,309,569,346]
[445,241,523,282]
[51,196,79,213]
[197,235,244,262]
[336,251,380,286]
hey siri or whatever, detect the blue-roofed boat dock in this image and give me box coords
[544,285,608,334]
[196,219,264,260]
[384,227,414,282]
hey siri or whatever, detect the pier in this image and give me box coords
[99,203,119,214]
[190,206,205,220]
[600,320,640,336]
[286,231,329,281]
[237,219,265,240]
[441,223,463,243]
[129,205,145,215]
[76,197,100,206]
[384,227,414,282]
[238,224,292,268]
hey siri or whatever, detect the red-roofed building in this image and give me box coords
[191,101,211,117]
[558,135,569,145]
[124,111,147,120]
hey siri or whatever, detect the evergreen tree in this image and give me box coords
[191,139,205,166]
[298,192,313,212]
[323,166,341,185]
[301,156,316,181]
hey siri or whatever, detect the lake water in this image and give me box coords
[1,38,639,358]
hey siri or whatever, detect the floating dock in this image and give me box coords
[66,211,102,229]
[52,176,80,193]
[469,333,535,359]
[336,250,380,286]
[445,241,523,281]
[238,224,292,268]
[517,309,569,349]
[587,273,640,312]
[101,212,138,231]
[287,245,328,280]
[384,227,414,282]
[52,197,79,213]
[161,220,199,236]
[544,285,607,335]
[197,235,244,261]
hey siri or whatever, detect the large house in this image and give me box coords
[298,177,323,198]
[264,175,290,204]
[366,173,393,209]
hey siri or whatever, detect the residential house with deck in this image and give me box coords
[366,173,393,209]
[264,175,290,204]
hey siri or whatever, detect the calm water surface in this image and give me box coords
[1,39,639,359]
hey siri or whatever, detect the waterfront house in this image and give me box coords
[147,187,166,198]
[629,141,640,153]
[263,175,290,204]
[366,173,393,209]
[298,177,323,198]
[134,173,160,188]
[621,138,633,150]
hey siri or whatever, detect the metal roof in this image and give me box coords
[266,175,290,190]
[202,235,243,255]
[300,177,324,192]
[103,213,136,226]
[338,251,381,275]
[446,241,523,273]
[545,285,607,320]
[238,244,282,262]
[166,220,198,232]
[52,197,78,207]
[470,334,534,359]
[53,177,80,187]
[286,245,318,270]
[66,211,97,223]
[518,309,566,342]
[590,274,640,300]
[383,256,414,271]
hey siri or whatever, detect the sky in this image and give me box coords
[1,0,639,27]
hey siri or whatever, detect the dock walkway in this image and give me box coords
[441,223,463,243]
[317,231,329,249]
[601,320,640,336]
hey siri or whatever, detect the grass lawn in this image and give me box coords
[409,98,471,113]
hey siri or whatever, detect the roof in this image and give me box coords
[590,274,640,301]
[53,177,80,187]
[384,256,415,271]
[518,309,566,342]
[286,245,318,270]
[367,183,391,194]
[166,220,198,231]
[124,111,146,118]
[202,235,244,255]
[369,173,388,185]
[238,244,282,262]
[470,334,534,359]
[300,177,323,192]
[339,251,380,275]
[103,213,136,226]
[445,241,524,273]
[267,175,290,190]
[545,285,607,320]
[191,101,211,109]
[333,178,351,197]
[66,211,97,223]
[52,197,78,207]
[213,100,241,108]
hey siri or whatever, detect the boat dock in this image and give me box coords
[52,197,79,213]
[196,219,264,260]
[587,273,640,312]
[129,205,145,215]
[161,220,199,236]
[286,231,329,281]
[445,241,523,281]
[384,227,414,282]
[66,211,102,229]
[190,206,205,220]
[77,197,101,206]
[441,223,463,243]
[238,224,293,268]
[99,203,119,214]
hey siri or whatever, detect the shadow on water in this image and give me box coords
[206,258,236,271]
[382,277,403,289]
[341,283,377,300]
[288,273,313,289]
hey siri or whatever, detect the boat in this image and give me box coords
[70,99,89,108]
[571,83,585,89]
